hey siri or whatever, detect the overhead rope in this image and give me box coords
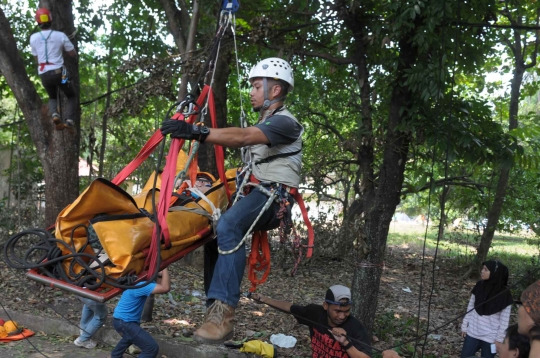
[413,0,448,355]
[413,0,460,356]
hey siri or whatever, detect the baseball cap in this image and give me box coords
[325,285,352,305]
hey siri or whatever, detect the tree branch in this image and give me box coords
[258,41,353,65]
[401,176,489,195]
[306,110,346,141]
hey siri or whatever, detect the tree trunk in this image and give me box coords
[471,21,531,275]
[98,22,115,177]
[350,34,416,335]
[0,4,79,225]
[198,54,230,175]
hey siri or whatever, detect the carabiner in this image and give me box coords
[176,94,199,115]
[221,0,239,13]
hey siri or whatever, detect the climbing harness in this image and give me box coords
[38,30,54,72]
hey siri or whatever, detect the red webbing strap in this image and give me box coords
[248,231,271,292]
[146,88,211,277]
[289,188,314,258]
[207,88,230,200]
[111,130,164,186]
[146,112,187,277]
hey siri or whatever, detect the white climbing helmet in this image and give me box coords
[249,57,294,92]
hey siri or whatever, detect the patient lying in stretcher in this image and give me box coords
[176,174,213,197]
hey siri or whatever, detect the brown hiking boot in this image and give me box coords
[65,119,75,134]
[193,300,235,344]
[52,113,64,131]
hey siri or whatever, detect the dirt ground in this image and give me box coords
[0,242,496,357]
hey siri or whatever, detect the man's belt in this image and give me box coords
[39,64,61,73]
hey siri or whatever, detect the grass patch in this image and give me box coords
[387,222,540,294]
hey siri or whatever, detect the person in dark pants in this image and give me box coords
[29,8,77,131]
[111,268,170,358]
[252,285,384,358]
[460,260,513,358]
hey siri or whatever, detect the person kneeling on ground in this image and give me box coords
[111,268,170,358]
[252,285,398,358]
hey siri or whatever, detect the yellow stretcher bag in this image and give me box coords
[54,152,236,279]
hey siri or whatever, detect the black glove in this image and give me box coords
[160,119,209,143]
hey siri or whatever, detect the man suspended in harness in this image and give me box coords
[160,57,302,344]
[29,8,77,132]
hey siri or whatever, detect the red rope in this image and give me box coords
[248,231,271,292]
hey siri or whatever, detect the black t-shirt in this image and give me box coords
[290,304,372,358]
[254,114,302,147]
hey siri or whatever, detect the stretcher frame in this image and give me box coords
[27,228,213,303]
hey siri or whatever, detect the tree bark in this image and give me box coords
[0,3,79,225]
[160,0,200,101]
[198,53,230,175]
[349,32,416,336]
[98,21,115,177]
[471,42,526,275]
[470,5,539,275]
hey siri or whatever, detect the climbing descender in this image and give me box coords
[176,94,199,116]
[222,0,240,13]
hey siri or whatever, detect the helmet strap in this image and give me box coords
[261,77,286,111]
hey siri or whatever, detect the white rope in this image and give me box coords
[67,28,77,40]
[218,184,277,255]
[232,164,252,206]
[230,13,247,125]
[189,186,221,223]
[201,12,230,117]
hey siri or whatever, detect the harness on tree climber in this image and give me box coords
[199,2,315,292]
[38,30,54,72]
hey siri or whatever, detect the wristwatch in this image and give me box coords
[199,125,210,143]
[342,341,353,350]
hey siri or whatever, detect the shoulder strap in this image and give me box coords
[254,148,302,165]
[39,30,54,64]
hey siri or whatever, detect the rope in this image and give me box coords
[67,28,77,40]
[229,11,247,126]
[0,269,138,358]
[217,185,277,255]
[418,1,461,356]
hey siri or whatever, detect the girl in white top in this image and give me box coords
[461,260,513,358]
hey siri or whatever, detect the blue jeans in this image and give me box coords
[111,318,159,358]
[461,334,495,358]
[207,188,280,308]
[78,297,107,341]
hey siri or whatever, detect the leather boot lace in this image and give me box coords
[206,301,228,324]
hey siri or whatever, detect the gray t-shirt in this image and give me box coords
[254,114,303,146]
